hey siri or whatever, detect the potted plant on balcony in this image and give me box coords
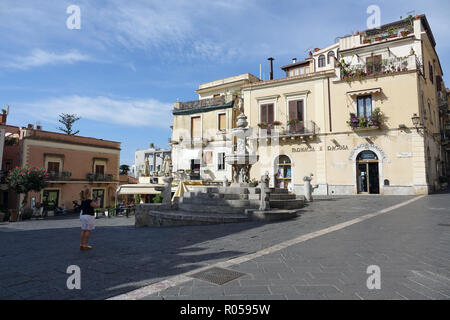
[387,27,398,38]
[257,122,268,129]
[347,113,359,129]
[358,116,368,128]
[368,108,382,128]
[287,119,300,133]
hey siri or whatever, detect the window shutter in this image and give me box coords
[267,104,274,123]
[297,100,304,132]
[288,101,297,121]
[260,104,268,123]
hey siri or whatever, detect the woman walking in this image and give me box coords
[79,189,100,250]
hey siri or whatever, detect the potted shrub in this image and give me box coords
[401,30,409,37]
[347,113,359,128]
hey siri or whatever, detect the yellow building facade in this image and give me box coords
[171,15,449,195]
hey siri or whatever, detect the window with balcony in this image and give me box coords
[95,164,105,175]
[288,100,304,133]
[366,55,382,75]
[260,103,274,125]
[357,95,372,118]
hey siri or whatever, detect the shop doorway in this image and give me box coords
[275,155,292,191]
[356,151,380,194]
[42,189,60,210]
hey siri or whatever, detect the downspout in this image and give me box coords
[328,77,332,132]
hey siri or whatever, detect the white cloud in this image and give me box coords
[3,49,93,70]
[18,95,173,128]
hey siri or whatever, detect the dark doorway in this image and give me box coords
[356,151,380,194]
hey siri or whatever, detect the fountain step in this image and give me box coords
[269,199,304,210]
[183,192,249,200]
[178,203,257,214]
[137,210,250,227]
[180,197,253,208]
[245,209,301,222]
[268,194,298,200]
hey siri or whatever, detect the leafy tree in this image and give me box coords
[58,113,80,135]
[8,167,49,219]
[120,164,130,175]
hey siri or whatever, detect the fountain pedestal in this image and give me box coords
[225,113,257,187]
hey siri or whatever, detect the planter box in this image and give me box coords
[353,126,380,132]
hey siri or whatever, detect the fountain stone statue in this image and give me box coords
[303,173,319,202]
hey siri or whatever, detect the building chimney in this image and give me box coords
[27,124,34,130]
[36,121,42,130]
[268,57,274,80]
[292,58,297,63]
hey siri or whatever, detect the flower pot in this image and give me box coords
[388,34,397,38]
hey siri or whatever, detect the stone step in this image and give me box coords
[269,188,289,194]
[178,203,255,214]
[184,192,248,200]
[269,199,304,210]
[138,210,250,227]
[181,197,252,208]
[268,193,297,200]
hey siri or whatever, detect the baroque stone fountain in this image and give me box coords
[225,113,258,186]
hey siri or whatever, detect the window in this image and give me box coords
[366,55,382,74]
[218,152,226,171]
[95,165,105,175]
[288,100,304,133]
[260,103,274,124]
[429,61,434,84]
[305,67,310,74]
[191,116,201,138]
[318,55,326,68]
[327,51,335,64]
[357,95,372,118]
[47,162,60,174]
[218,113,226,131]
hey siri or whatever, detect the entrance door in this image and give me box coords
[42,190,59,210]
[92,189,105,208]
[356,151,380,194]
[190,159,201,180]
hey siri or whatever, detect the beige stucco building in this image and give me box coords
[171,14,449,195]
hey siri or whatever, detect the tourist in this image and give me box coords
[79,189,100,250]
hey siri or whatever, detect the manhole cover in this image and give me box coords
[189,267,245,285]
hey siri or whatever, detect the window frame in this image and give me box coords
[356,95,373,118]
[318,55,326,68]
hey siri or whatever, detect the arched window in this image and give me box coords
[327,51,335,64]
[318,55,326,68]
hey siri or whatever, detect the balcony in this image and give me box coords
[87,173,114,182]
[257,121,318,142]
[47,171,72,181]
[339,56,418,83]
[347,108,382,132]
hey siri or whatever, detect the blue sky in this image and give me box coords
[1,0,449,166]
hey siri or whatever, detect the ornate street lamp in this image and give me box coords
[411,113,420,128]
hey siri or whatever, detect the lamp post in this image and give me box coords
[411,113,420,129]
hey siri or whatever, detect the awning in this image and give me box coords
[116,184,161,195]
[347,88,382,97]
[172,101,234,115]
